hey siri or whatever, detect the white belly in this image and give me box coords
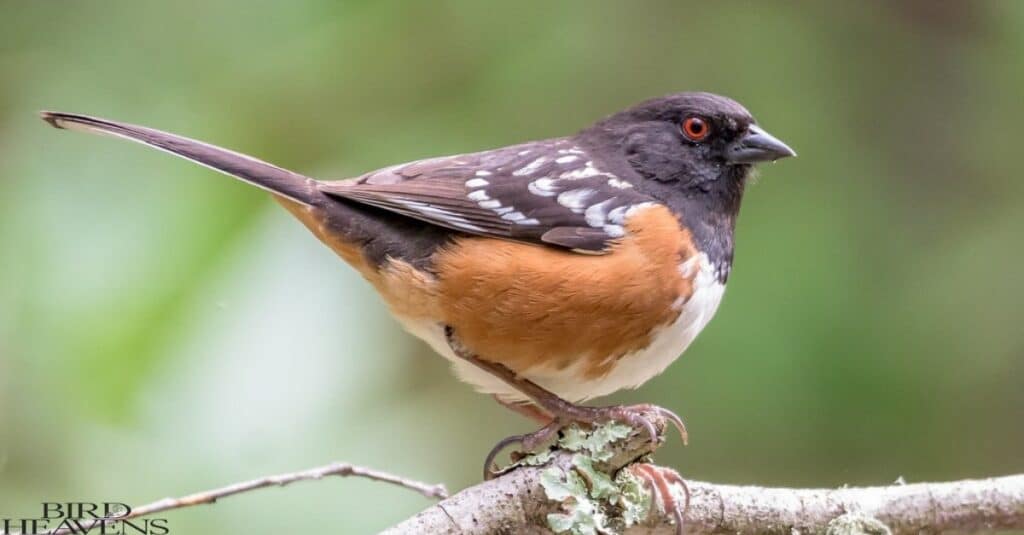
[398,253,726,403]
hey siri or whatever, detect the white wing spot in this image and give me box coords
[555,155,579,164]
[396,200,485,232]
[603,224,625,237]
[560,165,604,180]
[500,210,527,222]
[624,202,655,217]
[528,177,559,197]
[607,202,656,225]
[517,218,541,225]
[584,198,616,228]
[478,199,502,209]
[475,170,492,177]
[467,190,490,202]
[607,178,632,189]
[607,205,629,224]
[557,188,596,213]
[465,178,489,188]
[513,157,547,176]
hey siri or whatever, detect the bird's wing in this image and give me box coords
[319,138,657,253]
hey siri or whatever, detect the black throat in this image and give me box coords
[634,165,748,284]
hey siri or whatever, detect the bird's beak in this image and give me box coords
[726,124,796,164]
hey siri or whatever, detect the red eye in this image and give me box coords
[682,116,710,141]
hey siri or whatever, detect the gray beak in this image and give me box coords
[726,124,797,164]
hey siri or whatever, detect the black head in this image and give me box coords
[583,92,795,191]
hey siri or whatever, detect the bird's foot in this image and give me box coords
[483,402,688,479]
[483,419,562,479]
[629,463,690,535]
[554,403,688,447]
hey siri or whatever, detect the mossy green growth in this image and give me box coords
[540,422,654,534]
[559,422,633,461]
[542,464,610,534]
[611,468,651,527]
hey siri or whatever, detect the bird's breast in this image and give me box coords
[385,204,727,402]
[398,250,725,403]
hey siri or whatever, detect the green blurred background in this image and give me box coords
[1,1,1022,532]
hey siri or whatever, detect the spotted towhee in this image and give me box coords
[41,93,793,525]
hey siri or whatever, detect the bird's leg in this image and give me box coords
[493,395,554,424]
[446,327,688,478]
[629,463,690,535]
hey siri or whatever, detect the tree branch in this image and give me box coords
[385,421,1024,534]
[392,470,1024,534]
[39,461,448,535]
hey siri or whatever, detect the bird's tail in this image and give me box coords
[40,111,319,205]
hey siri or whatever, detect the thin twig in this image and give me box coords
[41,461,447,535]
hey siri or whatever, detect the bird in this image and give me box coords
[41,92,794,529]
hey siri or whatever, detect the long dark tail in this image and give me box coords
[40,111,319,205]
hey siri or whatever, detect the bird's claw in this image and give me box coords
[629,463,690,535]
[597,403,689,446]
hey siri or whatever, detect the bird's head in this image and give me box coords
[585,92,795,194]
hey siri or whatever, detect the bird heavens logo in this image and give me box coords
[1,503,169,535]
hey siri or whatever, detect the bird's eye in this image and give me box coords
[681,116,710,142]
